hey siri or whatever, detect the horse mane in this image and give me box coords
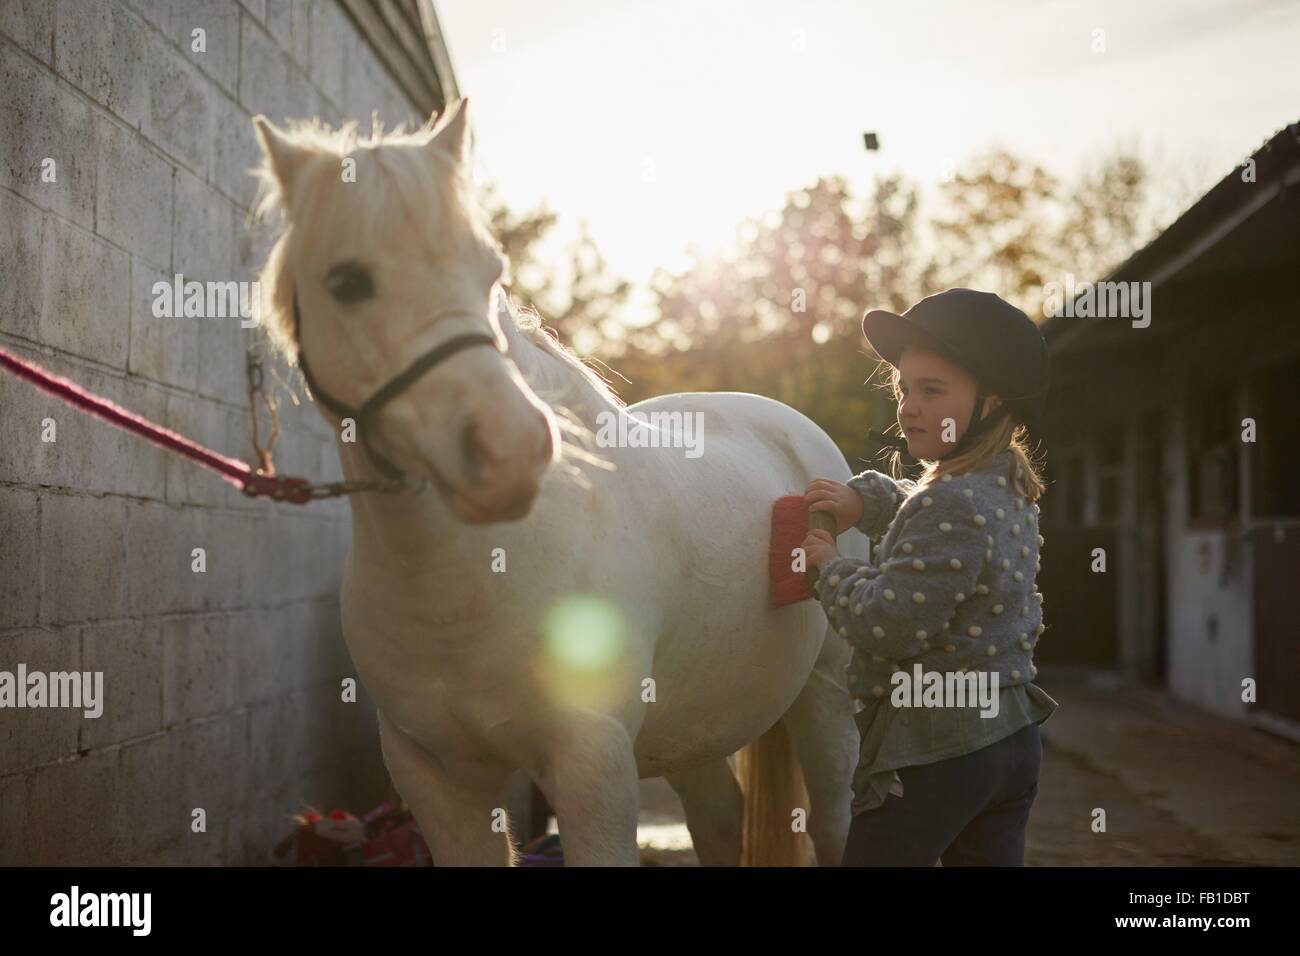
[501,299,627,410]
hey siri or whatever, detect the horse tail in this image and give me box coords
[736,718,812,866]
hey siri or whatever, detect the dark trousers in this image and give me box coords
[841,721,1042,866]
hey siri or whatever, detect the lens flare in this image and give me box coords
[537,595,628,709]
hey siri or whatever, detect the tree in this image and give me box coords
[929,148,1061,309]
[616,174,932,465]
[477,144,1172,466]
[930,147,1169,319]
[477,182,630,356]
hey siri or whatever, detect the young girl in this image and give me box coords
[800,287,1057,867]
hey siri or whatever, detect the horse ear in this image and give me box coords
[430,97,471,165]
[253,115,312,196]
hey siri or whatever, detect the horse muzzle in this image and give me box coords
[438,407,555,524]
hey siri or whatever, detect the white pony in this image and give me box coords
[251,99,871,865]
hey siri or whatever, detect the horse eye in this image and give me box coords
[324,261,375,304]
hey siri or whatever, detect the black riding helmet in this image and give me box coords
[861,288,1050,459]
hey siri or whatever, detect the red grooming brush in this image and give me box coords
[769,497,838,608]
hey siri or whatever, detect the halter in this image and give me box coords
[292,292,501,487]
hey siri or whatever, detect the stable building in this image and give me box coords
[1035,120,1300,738]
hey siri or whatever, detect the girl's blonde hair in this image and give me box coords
[878,364,1047,501]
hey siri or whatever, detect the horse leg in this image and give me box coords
[537,711,642,866]
[664,759,745,866]
[377,710,516,866]
[779,629,858,865]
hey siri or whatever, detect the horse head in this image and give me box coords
[251,99,557,524]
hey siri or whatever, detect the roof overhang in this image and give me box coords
[338,0,460,119]
[1042,121,1300,360]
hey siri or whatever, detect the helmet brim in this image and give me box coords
[862,309,947,367]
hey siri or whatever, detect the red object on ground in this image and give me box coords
[276,801,433,866]
[352,817,433,867]
[770,495,818,608]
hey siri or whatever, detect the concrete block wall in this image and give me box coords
[1,0,421,864]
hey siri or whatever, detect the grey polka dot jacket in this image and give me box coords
[814,448,1046,702]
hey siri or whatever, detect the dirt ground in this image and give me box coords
[629,668,1300,866]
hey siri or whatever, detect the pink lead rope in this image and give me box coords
[0,345,404,504]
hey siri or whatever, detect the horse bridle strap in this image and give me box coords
[291,292,499,482]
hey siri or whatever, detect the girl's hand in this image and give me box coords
[804,478,864,535]
[800,528,839,569]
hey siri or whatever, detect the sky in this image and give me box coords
[435,0,1300,323]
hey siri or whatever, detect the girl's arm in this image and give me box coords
[847,471,920,539]
[816,488,985,661]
